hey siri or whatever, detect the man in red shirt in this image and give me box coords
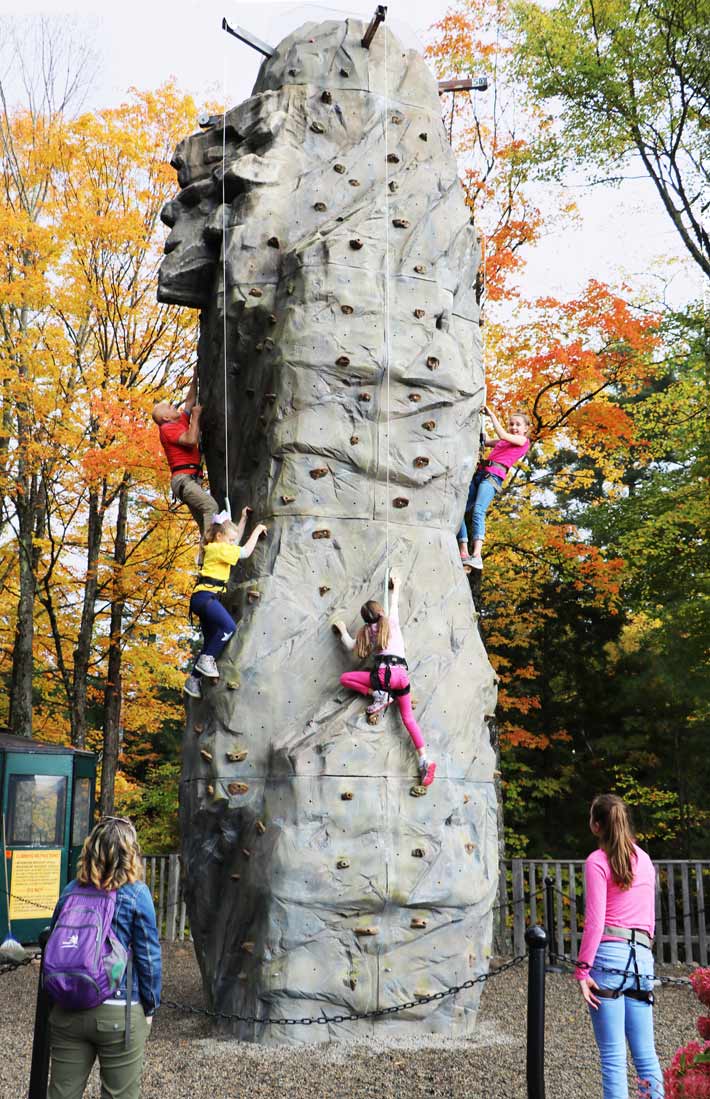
[152,372,218,539]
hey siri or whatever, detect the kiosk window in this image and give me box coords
[8,775,67,847]
[71,777,92,846]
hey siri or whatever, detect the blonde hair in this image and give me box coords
[591,794,636,890]
[509,409,532,437]
[205,519,240,545]
[355,600,391,660]
[77,818,143,891]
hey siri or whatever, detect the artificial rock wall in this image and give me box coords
[158,17,498,1043]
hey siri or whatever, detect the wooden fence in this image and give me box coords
[498,858,710,965]
[145,852,710,961]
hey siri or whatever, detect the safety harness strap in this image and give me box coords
[595,987,655,1005]
[371,655,410,698]
[172,463,203,474]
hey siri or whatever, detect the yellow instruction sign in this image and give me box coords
[8,849,62,920]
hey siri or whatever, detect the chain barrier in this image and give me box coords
[548,951,693,988]
[161,953,528,1026]
[0,952,41,976]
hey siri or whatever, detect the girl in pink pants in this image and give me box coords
[333,573,436,787]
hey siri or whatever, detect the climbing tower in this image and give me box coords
[158,15,497,1043]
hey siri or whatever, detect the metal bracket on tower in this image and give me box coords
[438,77,489,94]
[361,5,387,49]
[221,17,275,58]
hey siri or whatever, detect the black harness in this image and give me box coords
[172,462,203,475]
[595,930,655,1005]
[371,654,410,698]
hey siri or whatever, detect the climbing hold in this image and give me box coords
[267,236,280,248]
[350,435,359,445]
[354,927,378,936]
[348,179,360,187]
[226,750,248,763]
[392,218,410,229]
[312,529,330,539]
[414,264,426,274]
[349,239,363,250]
[241,941,255,954]
[194,723,204,735]
[465,842,476,855]
[422,420,436,431]
[358,392,371,402]
[334,163,346,174]
[367,711,380,726]
[386,153,400,164]
[249,288,263,298]
[226,678,240,690]
[391,114,403,124]
[411,917,427,929]
[247,590,261,603]
[264,392,276,402]
[288,68,297,76]
[255,821,267,835]
[393,497,409,508]
[411,847,426,858]
[436,310,450,331]
[336,355,350,366]
[206,784,214,796]
[410,784,428,797]
[408,393,421,403]
[281,495,295,504]
[414,988,430,1000]
[341,304,353,315]
[321,90,332,104]
[339,68,349,77]
[427,356,440,370]
[319,585,331,596]
[341,791,354,801]
[268,313,277,325]
[413,456,429,468]
[228,782,249,796]
[463,794,471,804]
[413,308,425,319]
[255,342,264,352]
[310,468,328,479]
[336,858,350,869]
[419,132,428,141]
[349,977,357,990]
[389,180,398,193]
[200,749,213,763]
[314,201,327,211]
[230,873,240,881]
[310,121,326,134]
[264,338,275,350]
[241,848,251,858]
[287,281,295,294]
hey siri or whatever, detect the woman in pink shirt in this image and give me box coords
[458,406,531,570]
[333,573,436,787]
[577,794,664,1098]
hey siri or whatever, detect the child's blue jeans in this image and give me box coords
[457,469,504,544]
[588,941,664,1098]
[189,590,236,672]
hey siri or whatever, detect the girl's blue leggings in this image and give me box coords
[189,590,236,673]
[457,469,503,544]
[589,942,664,1098]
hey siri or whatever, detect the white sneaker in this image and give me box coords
[184,675,202,699]
[366,689,391,715]
[470,555,483,570]
[194,654,219,678]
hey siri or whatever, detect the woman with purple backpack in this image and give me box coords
[45,817,162,1099]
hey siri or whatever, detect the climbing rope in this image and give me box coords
[382,19,392,615]
[221,53,232,519]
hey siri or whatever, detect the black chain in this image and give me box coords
[548,951,692,988]
[160,953,528,1026]
[0,952,41,976]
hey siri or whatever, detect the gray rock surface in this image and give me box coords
[158,16,498,1043]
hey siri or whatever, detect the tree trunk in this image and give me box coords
[71,482,104,748]
[9,473,45,737]
[100,476,129,815]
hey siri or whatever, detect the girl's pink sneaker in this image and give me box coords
[420,761,437,786]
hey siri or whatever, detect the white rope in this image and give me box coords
[221,56,232,520]
[382,21,392,614]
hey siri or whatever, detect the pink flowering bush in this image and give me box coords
[664,968,710,1097]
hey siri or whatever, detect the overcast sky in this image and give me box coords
[0,0,702,311]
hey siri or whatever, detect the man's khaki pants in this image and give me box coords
[48,1003,150,1099]
[171,473,218,535]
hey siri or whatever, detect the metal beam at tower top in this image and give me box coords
[221,18,275,58]
[361,5,387,49]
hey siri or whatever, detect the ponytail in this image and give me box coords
[355,600,391,660]
[591,794,636,890]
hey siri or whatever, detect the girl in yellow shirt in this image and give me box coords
[184,508,267,698]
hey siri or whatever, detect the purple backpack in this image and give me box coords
[43,886,128,1011]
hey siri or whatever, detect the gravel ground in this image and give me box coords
[0,944,698,1098]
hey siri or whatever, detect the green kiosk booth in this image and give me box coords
[1,732,96,944]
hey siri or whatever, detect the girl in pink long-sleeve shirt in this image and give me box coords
[577,794,663,1098]
[333,573,436,788]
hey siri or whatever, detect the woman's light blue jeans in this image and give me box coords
[457,470,504,544]
[589,941,664,1098]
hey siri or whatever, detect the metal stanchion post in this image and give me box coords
[525,925,547,1099]
[544,876,562,973]
[28,928,51,1099]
